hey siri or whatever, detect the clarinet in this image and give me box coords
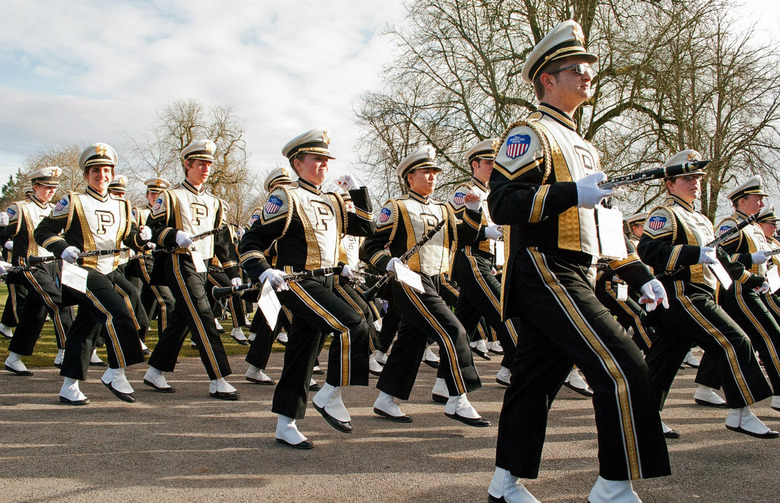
[154,224,229,254]
[599,160,710,190]
[360,219,446,301]
[211,266,343,300]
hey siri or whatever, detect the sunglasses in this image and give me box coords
[547,63,596,77]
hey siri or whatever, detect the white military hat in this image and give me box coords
[396,145,441,180]
[144,177,171,192]
[663,149,705,178]
[108,175,128,193]
[757,208,780,224]
[727,175,769,202]
[79,143,118,171]
[466,139,498,164]
[263,167,294,192]
[282,128,335,160]
[29,166,62,187]
[522,20,598,83]
[626,212,647,227]
[181,139,216,162]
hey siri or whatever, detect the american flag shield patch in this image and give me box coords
[648,215,666,230]
[264,195,283,214]
[54,197,68,211]
[453,192,466,205]
[379,207,392,223]
[505,134,531,159]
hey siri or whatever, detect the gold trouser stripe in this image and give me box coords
[400,282,466,395]
[84,288,126,368]
[606,282,652,348]
[172,255,221,378]
[288,280,351,385]
[465,253,501,312]
[675,281,754,403]
[476,321,487,340]
[734,284,780,374]
[8,284,19,323]
[23,269,67,347]
[114,284,141,331]
[334,282,375,352]
[767,294,780,317]
[150,285,168,329]
[529,248,641,479]
[442,278,460,299]
[506,318,519,346]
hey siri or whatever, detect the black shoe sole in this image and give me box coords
[432,394,447,404]
[89,362,107,367]
[663,429,681,439]
[309,383,321,392]
[445,411,491,427]
[694,398,727,408]
[102,380,136,403]
[422,359,440,369]
[59,395,90,405]
[231,337,250,346]
[488,495,506,503]
[246,376,275,385]
[726,424,780,438]
[495,378,510,387]
[276,437,314,449]
[373,407,412,423]
[210,391,239,400]
[4,364,33,376]
[143,379,176,393]
[313,402,353,433]
[563,382,594,397]
[471,349,491,361]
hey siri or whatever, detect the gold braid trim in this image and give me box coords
[495,113,551,182]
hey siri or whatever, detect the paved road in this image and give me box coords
[0,350,778,503]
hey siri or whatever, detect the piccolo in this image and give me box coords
[599,160,710,190]
[360,219,446,301]
[211,266,343,300]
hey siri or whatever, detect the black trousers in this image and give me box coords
[272,275,370,419]
[60,268,145,380]
[113,270,150,341]
[1,283,26,327]
[496,248,669,481]
[246,306,292,369]
[148,254,232,379]
[8,262,72,355]
[377,273,481,400]
[126,256,175,335]
[646,281,771,410]
[377,299,400,353]
[207,267,247,328]
[334,280,380,352]
[595,277,655,352]
[452,250,518,367]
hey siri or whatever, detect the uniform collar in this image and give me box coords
[538,103,577,131]
[471,176,489,192]
[30,194,48,209]
[297,178,322,195]
[85,186,109,202]
[734,209,752,222]
[409,190,429,203]
[668,194,695,213]
[182,179,205,195]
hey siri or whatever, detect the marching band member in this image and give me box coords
[35,143,149,404]
[239,128,373,448]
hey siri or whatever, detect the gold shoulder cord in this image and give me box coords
[386,199,401,248]
[495,114,552,182]
[64,191,76,234]
[263,184,297,257]
[327,191,349,237]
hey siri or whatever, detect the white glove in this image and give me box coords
[484,224,503,241]
[340,264,355,279]
[698,246,718,265]
[61,246,81,264]
[0,263,6,275]
[139,225,152,241]
[146,242,157,250]
[755,281,771,294]
[575,172,614,209]
[386,257,403,273]
[259,268,289,291]
[0,212,9,226]
[751,250,770,266]
[175,231,194,248]
[4,240,12,251]
[639,279,669,312]
[464,189,486,211]
[231,277,242,287]
[335,174,359,191]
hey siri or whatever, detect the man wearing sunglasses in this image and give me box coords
[486,20,671,503]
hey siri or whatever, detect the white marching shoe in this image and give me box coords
[230,327,249,345]
[693,385,726,408]
[374,350,388,365]
[682,350,700,368]
[496,366,511,386]
[101,367,136,403]
[771,395,780,412]
[59,377,89,405]
[89,349,106,366]
[725,406,779,438]
[588,476,642,503]
[422,344,440,367]
[275,415,313,449]
[53,349,65,368]
[0,323,13,338]
[470,338,491,360]
[444,394,490,427]
[489,340,504,354]
[4,352,32,376]
[563,367,593,397]
[276,331,288,345]
[209,378,239,400]
[373,391,412,423]
[143,366,175,392]
[431,377,448,403]
[215,319,225,333]
[245,365,274,385]
[368,353,383,376]
[247,332,257,342]
[488,467,540,503]
[312,383,353,433]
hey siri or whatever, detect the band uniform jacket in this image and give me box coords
[147,179,239,279]
[448,177,499,259]
[361,189,479,276]
[716,210,770,276]
[3,195,55,266]
[35,186,147,273]
[239,179,373,281]
[487,104,653,319]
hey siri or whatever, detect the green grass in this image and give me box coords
[0,287,284,368]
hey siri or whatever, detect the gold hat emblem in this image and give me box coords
[51,167,61,177]
[156,178,162,185]
[687,152,698,161]
[281,167,291,177]
[321,130,331,145]
[95,145,107,156]
[573,24,585,46]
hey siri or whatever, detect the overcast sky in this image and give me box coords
[1,0,777,197]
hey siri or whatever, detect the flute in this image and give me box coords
[211,266,343,300]
[599,160,710,190]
